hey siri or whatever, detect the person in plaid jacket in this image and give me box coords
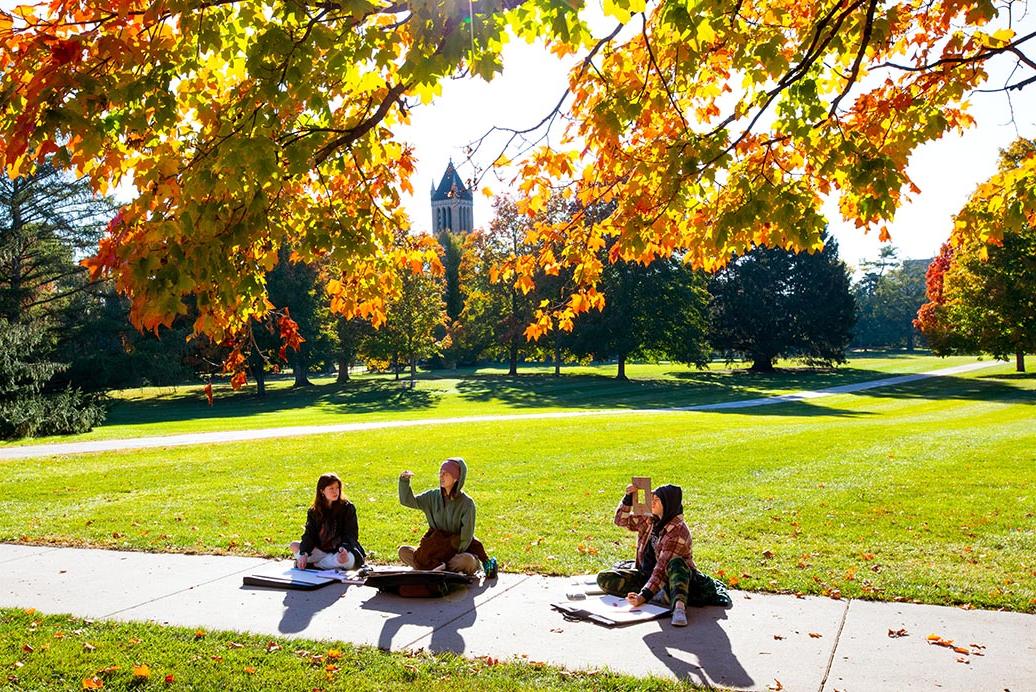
[597,483,694,626]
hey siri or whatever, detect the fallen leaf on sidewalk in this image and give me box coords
[550,628,564,633]
[773,634,785,640]
[888,628,908,638]
[956,657,970,664]
[952,646,970,655]
[768,679,784,691]
[809,632,823,638]
[927,634,955,648]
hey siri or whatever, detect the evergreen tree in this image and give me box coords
[0,318,105,439]
[708,235,856,371]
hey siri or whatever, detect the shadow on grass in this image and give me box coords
[101,364,1033,430]
[103,380,439,428]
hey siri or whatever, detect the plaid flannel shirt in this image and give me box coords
[614,499,694,597]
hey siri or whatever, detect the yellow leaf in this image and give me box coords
[132,663,150,678]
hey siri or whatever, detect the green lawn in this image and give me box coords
[2,353,984,445]
[1,357,1032,612]
[0,608,690,691]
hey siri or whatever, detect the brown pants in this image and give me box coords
[412,528,488,570]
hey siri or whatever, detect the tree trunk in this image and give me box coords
[553,338,561,378]
[336,356,350,383]
[409,356,417,389]
[616,353,628,380]
[1017,351,1026,373]
[254,367,267,397]
[508,341,518,376]
[292,352,312,387]
[749,356,774,372]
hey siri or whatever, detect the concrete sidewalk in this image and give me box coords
[0,360,1002,461]
[2,544,1032,691]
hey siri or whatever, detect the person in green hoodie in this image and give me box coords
[398,457,490,575]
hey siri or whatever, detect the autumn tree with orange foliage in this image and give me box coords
[2,0,1034,376]
[916,139,1036,372]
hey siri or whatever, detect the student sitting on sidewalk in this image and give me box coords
[290,472,366,570]
[397,458,491,576]
[597,483,695,626]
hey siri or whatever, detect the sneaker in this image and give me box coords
[483,557,499,579]
[671,606,688,627]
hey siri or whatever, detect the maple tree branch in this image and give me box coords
[828,0,878,117]
[313,82,408,165]
[873,30,1036,72]
[642,14,688,134]
[465,23,624,189]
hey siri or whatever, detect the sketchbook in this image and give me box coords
[551,594,670,627]
[242,566,363,590]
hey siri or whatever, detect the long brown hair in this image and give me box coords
[311,472,344,520]
[312,473,345,550]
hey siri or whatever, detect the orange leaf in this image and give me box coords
[83,677,104,690]
[204,383,213,406]
[132,664,151,678]
[244,666,256,674]
[194,630,206,640]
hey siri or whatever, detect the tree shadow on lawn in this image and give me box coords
[453,370,881,411]
[104,380,439,428]
[457,369,1033,415]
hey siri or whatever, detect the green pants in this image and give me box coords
[596,556,691,606]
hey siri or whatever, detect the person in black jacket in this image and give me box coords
[289,472,365,570]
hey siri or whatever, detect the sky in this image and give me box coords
[398,6,1036,271]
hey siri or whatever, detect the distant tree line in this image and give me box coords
[4,163,979,440]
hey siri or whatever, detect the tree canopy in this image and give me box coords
[916,139,1036,371]
[2,0,1034,376]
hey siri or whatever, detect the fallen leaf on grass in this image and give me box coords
[164,673,175,684]
[210,655,223,663]
[21,644,32,653]
[228,642,244,649]
[860,552,875,561]
[888,629,908,638]
[326,649,342,660]
[53,631,65,639]
[762,550,775,559]
[84,643,96,652]
[132,664,150,678]
[193,630,206,640]
[82,677,104,689]
[23,608,36,615]
[265,642,282,653]
[128,637,141,646]
[244,666,256,674]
